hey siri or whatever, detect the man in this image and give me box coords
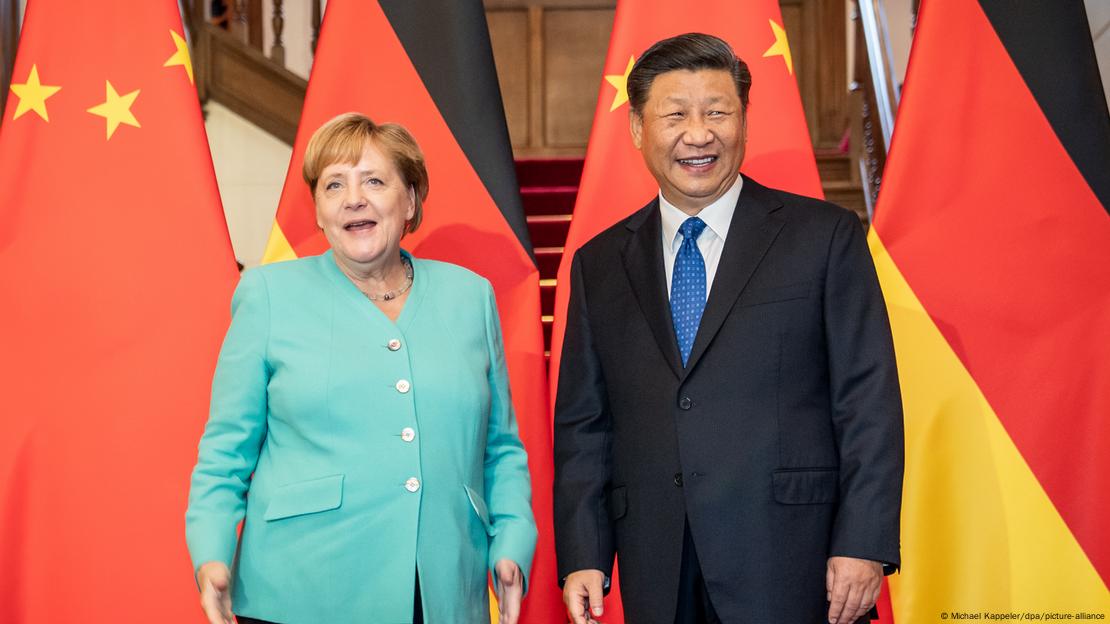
[553,33,903,624]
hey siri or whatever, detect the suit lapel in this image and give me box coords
[620,199,684,378]
[682,178,785,376]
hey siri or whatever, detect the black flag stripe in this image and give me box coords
[379,0,536,258]
[978,0,1110,214]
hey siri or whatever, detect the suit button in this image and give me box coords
[678,396,692,410]
[673,473,684,487]
[395,379,411,393]
[387,338,402,351]
[400,427,415,442]
[404,477,421,492]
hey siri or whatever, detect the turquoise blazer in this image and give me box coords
[186,250,537,624]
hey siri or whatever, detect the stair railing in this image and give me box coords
[850,0,916,220]
[182,0,321,145]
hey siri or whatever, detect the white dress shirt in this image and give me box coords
[661,175,743,298]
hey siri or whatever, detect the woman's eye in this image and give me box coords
[325,181,341,191]
[364,177,382,186]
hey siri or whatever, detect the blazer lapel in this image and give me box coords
[620,199,684,378]
[683,178,785,375]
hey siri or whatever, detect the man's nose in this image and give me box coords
[682,116,713,145]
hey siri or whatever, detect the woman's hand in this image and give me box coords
[196,561,234,624]
[494,558,524,624]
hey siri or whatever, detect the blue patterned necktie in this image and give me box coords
[671,217,707,367]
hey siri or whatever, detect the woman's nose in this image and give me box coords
[343,182,366,208]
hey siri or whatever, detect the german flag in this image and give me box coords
[0,1,239,622]
[869,0,1110,617]
[260,1,560,621]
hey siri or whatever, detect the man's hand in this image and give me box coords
[563,569,606,624]
[196,561,234,624]
[826,556,882,624]
[494,559,524,624]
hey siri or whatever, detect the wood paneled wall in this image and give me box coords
[782,0,850,149]
[485,0,850,157]
[485,1,615,157]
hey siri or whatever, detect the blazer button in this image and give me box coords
[678,396,692,410]
[404,477,421,492]
[395,379,411,393]
[400,427,416,442]
[387,338,402,351]
[673,473,684,487]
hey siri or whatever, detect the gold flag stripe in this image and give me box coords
[868,230,1109,617]
[261,220,298,265]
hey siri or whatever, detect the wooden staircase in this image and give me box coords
[516,158,584,354]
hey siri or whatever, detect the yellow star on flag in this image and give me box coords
[763,19,794,75]
[163,29,194,84]
[9,64,61,122]
[604,56,636,112]
[87,81,141,140]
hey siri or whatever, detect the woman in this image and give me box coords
[186,113,537,624]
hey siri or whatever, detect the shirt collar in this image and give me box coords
[660,174,743,251]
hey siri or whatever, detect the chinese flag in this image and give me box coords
[548,4,823,620]
[869,0,1110,619]
[260,1,560,621]
[0,2,238,623]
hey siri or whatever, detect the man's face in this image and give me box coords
[630,68,746,215]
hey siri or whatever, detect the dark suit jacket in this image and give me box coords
[553,176,904,624]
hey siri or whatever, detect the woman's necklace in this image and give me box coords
[365,256,414,302]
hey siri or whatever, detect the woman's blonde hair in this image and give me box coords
[302,113,429,234]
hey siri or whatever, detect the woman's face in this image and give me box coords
[315,141,416,269]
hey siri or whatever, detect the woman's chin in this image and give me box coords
[335,244,393,267]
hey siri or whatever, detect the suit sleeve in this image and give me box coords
[823,210,905,571]
[481,281,539,594]
[552,251,616,584]
[184,269,271,574]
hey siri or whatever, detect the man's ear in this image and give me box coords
[629,110,644,150]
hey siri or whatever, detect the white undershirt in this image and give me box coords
[661,175,742,298]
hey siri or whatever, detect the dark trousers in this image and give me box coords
[674,521,722,624]
[236,570,424,624]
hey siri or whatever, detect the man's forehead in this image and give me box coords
[648,68,737,90]
[647,69,738,98]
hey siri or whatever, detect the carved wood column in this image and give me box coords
[270,0,285,66]
[312,0,322,55]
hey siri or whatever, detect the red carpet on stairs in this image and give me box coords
[516,158,585,355]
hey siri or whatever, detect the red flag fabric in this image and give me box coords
[0,2,239,622]
[548,4,823,619]
[260,1,560,620]
[869,0,1110,617]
